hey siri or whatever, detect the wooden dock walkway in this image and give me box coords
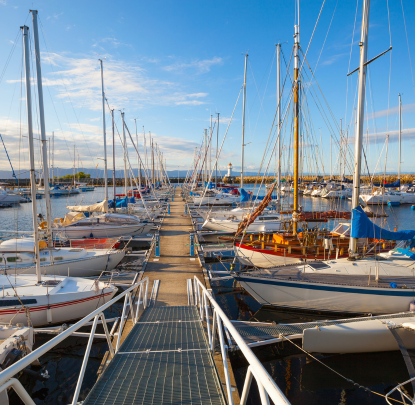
[145,186,203,306]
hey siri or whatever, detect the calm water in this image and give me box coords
[5,185,415,404]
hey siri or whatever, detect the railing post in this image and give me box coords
[240,366,253,405]
[128,292,135,324]
[144,278,149,308]
[168,203,170,215]
[0,378,36,405]
[204,291,212,348]
[99,313,115,358]
[135,285,143,323]
[193,277,198,305]
[216,314,234,405]
[211,309,217,352]
[190,233,194,256]
[155,233,160,257]
[71,314,100,405]
[115,293,130,353]
[185,203,188,215]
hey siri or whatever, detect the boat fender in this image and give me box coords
[410,301,415,312]
[390,282,397,288]
[47,306,52,323]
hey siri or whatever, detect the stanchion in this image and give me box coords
[168,203,170,215]
[185,204,188,215]
[155,233,160,257]
[190,233,194,256]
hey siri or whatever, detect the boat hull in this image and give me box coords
[0,289,116,327]
[2,250,125,277]
[237,274,414,314]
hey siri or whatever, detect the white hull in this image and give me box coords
[237,275,414,314]
[2,249,125,277]
[202,219,282,233]
[302,316,415,353]
[0,194,22,204]
[361,192,415,205]
[0,289,116,327]
[52,223,153,239]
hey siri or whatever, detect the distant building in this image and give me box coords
[223,163,235,182]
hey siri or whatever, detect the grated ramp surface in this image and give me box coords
[233,312,415,343]
[84,306,226,405]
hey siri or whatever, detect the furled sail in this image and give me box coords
[66,199,108,213]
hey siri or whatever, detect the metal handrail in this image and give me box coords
[385,377,415,404]
[193,275,290,405]
[0,276,149,405]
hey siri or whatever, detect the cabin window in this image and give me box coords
[6,257,21,263]
[54,257,63,261]
[40,258,46,262]
[308,262,331,270]
[0,299,37,307]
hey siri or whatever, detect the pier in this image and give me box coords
[83,187,249,405]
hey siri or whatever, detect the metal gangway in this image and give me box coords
[0,276,290,405]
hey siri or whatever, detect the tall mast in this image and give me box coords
[99,59,108,203]
[398,94,402,183]
[51,131,54,185]
[216,112,219,186]
[143,126,146,187]
[293,3,300,235]
[134,119,139,182]
[31,10,52,247]
[152,138,155,185]
[121,112,128,197]
[111,109,116,206]
[209,115,212,183]
[22,24,41,284]
[204,129,207,183]
[241,53,248,189]
[349,0,370,253]
[276,43,281,201]
[73,145,76,187]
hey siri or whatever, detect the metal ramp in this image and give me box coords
[83,306,226,405]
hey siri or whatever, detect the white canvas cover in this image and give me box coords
[66,199,108,213]
[62,212,85,226]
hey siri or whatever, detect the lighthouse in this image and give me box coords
[223,162,235,183]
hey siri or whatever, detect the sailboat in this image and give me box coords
[232,0,415,315]
[0,16,117,327]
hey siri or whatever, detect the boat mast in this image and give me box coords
[216,112,219,187]
[241,53,248,189]
[349,0,370,254]
[121,112,128,197]
[152,138,155,185]
[22,25,41,284]
[111,109,116,206]
[276,43,281,201]
[204,129,207,183]
[398,94,401,184]
[51,131,54,185]
[293,2,300,235]
[73,145,75,187]
[31,10,53,247]
[99,59,108,203]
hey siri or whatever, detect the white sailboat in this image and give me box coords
[232,0,415,315]
[0,18,117,327]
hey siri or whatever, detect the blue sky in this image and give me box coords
[1,0,415,178]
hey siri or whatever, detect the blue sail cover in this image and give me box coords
[240,188,279,202]
[351,206,415,240]
[373,179,400,188]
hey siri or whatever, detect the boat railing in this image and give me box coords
[192,275,291,405]
[385,377,415,404]
[0,276,150,405]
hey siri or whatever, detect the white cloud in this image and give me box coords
[176,100,205,106]
[47,12,63,20]
[367,103,415,120]
[163,57,223,74]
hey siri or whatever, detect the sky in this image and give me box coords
[1,0,415,179]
